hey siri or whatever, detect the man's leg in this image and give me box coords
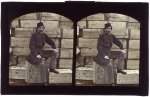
[110,51,126,74]
[42,50,59,74]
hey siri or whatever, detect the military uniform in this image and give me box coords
[94,34,125,84]
[26,31,57,83]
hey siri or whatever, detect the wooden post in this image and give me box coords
[93,61,117,85]
[25,58,46,84]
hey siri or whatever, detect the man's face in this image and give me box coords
[37,26,45,33]
[104,27,112,34]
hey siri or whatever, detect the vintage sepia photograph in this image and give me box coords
[9,12,74,86]
[1,1,148,95]
[76,13,140,86]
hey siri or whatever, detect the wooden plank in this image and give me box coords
[77,21,86,29]
[130,28,140,39]
[82,29,102,39]
[20,20,40,28]
[108,13,128,21]
[15,28,34,38]
[19,13,37,19]
[59,21,73,29]
[88,21,107,28]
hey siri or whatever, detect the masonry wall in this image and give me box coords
[77,13,140,70]
[10,12,74,69]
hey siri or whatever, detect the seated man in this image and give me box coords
[94,23,126,84]
[26,22,59,84]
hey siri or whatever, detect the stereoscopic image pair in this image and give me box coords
[9,12,140,86]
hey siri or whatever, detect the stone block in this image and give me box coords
[13,47,30,56]
[88,21,107,28]
[19,13,37,19]
[127,60,139,70]
[59,21,73,29]
[87,13,104,20]
[127,23,140,28]
[49,69,72,83]
[108,13,128,21]
[93,62,117,85]
[130,28,140,39]
[18,56,26,66]
[60,49,73,58]
[11,37,30,48]
[44,39,60,48]
[20,20,40,27]
[42,21,59,29]
[61,39,73,48]
[41,12,60,20]
[78,38,97,48]
[128,17,139,23]
[111,39,127,49]
[117,70,139,84]
[128,50,140,59]
[82,29,102,39]
[9,55,17,66]
[59,59,72,69]
[11,19,19,28]
[62,28,74,38]
[129,40,140,49]
[26,59,47,83]
[9,66,26,79]
[60,15,72,21]
[77,21,86,29]
[76,67,93,80]
[109,22,127,36]
[15,28,34,38]
[85,57,94,65]
[44,28,61,36]
[80,48,97,57]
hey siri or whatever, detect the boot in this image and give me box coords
[50,69,59,74]
[117,70,127,74]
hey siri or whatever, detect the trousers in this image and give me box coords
[37,50,57,83]
[104,51,125,84]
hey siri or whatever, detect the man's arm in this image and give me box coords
[97,35,108,58]
[29,34,38,56]
[112,34,124,50]
[44,33,56,49]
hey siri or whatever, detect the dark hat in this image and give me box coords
[104,23,112,29]
[37,22,44,28]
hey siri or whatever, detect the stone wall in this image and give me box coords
[77,13,140,70]
[10,12,74,69]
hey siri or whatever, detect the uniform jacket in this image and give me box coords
[93,33,124,65]
[26,32,56,65]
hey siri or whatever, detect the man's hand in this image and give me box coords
[37,55,42,59]
[53,49,58,53]
[120,50,126,54]
[104,56,109,59]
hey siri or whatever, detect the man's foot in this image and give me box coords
[117,70,127,74]
[50,69,59,74]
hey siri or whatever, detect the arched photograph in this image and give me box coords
[9,12,74,86]
[76,13,140,86]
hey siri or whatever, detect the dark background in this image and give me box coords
[1,1,149,95]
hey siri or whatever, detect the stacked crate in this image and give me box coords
[76,13,139,85]
[9,12,73,84]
